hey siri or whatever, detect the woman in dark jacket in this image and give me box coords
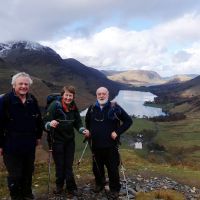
[44,85,89,196]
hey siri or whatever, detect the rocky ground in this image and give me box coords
[35,175,200,200]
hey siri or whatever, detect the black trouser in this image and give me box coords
[52,141,77,191]
[3,152,35,199]
[92,147,121,192]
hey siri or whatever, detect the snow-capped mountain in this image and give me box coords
[0,40,63,66]
[0,40,124,108]
[0,40,59,58]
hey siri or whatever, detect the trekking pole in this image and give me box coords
[47,128,54,199]
[116,138,130,200]
[77,139,88,168]
[120,159,129,200]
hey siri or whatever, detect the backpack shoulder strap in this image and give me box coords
[55,100,62,109]
[111,101,117,108]
[109,101,121,121]
[29,93,39,106]
[88,104,95,114]
[30,93,37,102]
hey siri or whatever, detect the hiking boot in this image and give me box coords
[53,188,63,195]
[108,191,119,200]
[24,193,35,200]
[93,184,104,193]
[10,196,22,200]
[68,189,80,196]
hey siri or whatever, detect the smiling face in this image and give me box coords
[13,76,30,97]
[62,90,74,105]
[96,87,109,105]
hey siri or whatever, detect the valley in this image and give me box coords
[1,41,200,199]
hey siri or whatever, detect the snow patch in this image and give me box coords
[23,41,43,50]
[0,41,45,57]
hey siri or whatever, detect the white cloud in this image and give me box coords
[0,0,199,41]
[172,51,192,63]
[41,13,200,76]
[170,43,200,75]
[151,13,200,44]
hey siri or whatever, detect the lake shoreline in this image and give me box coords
[81,90,165,117]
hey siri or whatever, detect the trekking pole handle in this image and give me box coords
[83,137,88,143]
[116,137,121,145]
[48,127,55,151]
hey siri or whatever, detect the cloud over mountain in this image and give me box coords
[0,0,200,76]
[42,13,200,76]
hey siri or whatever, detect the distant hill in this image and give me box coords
[101,70,125,76]
[102,69,197,86]
[148,75,200,109]
[164,74,197,84]
[149,75,200,97]
[0,41,128,109]
[106,70,165,86]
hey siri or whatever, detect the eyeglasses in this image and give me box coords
[94,112,104,122]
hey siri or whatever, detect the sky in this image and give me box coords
[0,0,200,76]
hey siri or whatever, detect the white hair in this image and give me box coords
[11,72,33,86]
[96,87,109,95]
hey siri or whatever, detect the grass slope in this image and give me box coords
[1,113,200,198]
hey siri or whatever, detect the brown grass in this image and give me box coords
[136,189,185,200]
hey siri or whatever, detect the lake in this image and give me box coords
[81,90,165,118]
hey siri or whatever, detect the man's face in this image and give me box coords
[96,88,109,105]
[63,90,74,105]
[13,76,30,96]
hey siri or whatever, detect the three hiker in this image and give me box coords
[0,72,132,199]
[85,87,132,198]
[0,72,43,200]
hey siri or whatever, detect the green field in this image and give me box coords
[154,112,200,168]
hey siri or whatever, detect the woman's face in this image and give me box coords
[62,90,74,104]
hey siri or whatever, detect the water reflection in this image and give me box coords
[81,90,165,118]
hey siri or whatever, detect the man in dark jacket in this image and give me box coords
[85,87,132,199]
[0,72,43,200]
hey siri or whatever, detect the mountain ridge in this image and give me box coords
[0,41,128,109]
[103,69,197,86]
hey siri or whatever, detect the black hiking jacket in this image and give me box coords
[85,101,133,149]
[43,100,85,143]
[0,91,43,154]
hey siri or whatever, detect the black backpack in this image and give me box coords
[45,93,62,110]
[0,93,10,120]
[44,93,62,145]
